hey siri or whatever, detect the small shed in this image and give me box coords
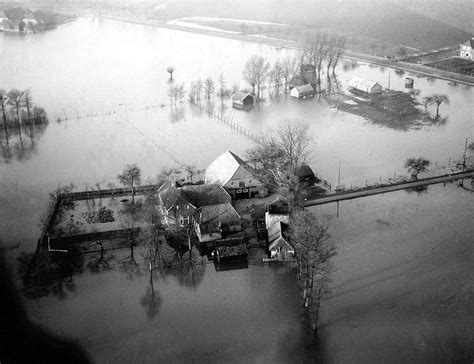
[232,91,255,111]
[290,84,315,99]
[295,164,316,183]
[348,76,383,94]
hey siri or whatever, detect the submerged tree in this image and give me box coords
[404,157,430,180]
[0,89,9,145]
[290,210,336,336]
[117,164,141,205]
[431,94,450,118]
[247,120,312,212]
[204,77,215,100]
[243,55,270,101]
[7,88,24,143]
[166,66,175,80]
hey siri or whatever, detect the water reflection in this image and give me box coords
[17,245,84,299]
[1,106,49,163]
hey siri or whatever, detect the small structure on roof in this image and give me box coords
[290,84,315,99]
[459,37,473,60]
[205,151,267,199]
[348,76,383,94]
[232,91,255,111]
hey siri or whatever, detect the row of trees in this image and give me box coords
[0,88,48,147]
[247,120,336,337]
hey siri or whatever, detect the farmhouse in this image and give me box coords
[295,164,316,184]
[157,181,232,226]
[290,84,315,99]
[348,76,383,94]
[231,91,255,110]
[194,203,241,243]
[459,38,473,60]
[205,151,268,199]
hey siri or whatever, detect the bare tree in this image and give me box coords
[422,96,433,113]
[243,55,270,101]
[290,210,336,336]
[280,56,298,92]
[204,77,215,99]
[405,157,430,180]
[166,66,175,80]
[269,62,283,97]
[117,164,142,205]
[0,89,9,146]
[217,73,228,99]
[370,43,377,55]
[431,94,450,118]
[7,89,24,143]
[247,120,312,211]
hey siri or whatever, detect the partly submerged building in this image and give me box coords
[205,151,267,199]
[348,76,383,94]
[231,91,255,111]
[290,84,315,99]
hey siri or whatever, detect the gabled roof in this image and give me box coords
[198,203,241,234]
[461,38,474,48]
[181,184,231,207]
[349,76,382,91]
[268,221,293,251]
[295,164,315,178]
[232,91,254,102]
[293,84,314,93]
[158,180,194,211]
[205,151,260,186]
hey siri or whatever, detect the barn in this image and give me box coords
[348,76,383,94]
[231,91,255,111]
[290,84,315,99]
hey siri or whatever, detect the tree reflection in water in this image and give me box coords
[86,241,115,274]
[17,244,84,300]
[1,107,49,163]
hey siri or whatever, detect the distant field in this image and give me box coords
[150,1,471,52]
[426,57,474,75]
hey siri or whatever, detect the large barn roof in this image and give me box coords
[349,76,382,91]
[205,151,258,186]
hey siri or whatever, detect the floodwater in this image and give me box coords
[0,17,473,363]
[310,183,474,363]
[0,17,472,249]
[24,253,313,363]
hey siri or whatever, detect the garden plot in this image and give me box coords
[55,195,148,236]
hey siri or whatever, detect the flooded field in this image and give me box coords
[310,183,474,363]
[0,16,473,363]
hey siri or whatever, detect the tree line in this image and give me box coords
[0,88,48,147]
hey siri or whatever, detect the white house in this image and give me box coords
[290,84,315,99]
[348,76,383,94]
[459,38,473,60]
[205,151,267,199]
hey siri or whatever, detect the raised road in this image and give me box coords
[305,170,473,207]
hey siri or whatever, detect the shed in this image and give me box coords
[232,91,255,110]
[290,84,315,99]
[348,76,383,94]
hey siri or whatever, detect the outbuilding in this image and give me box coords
[459,38,473,60]
[232,91,255,111]
[348,76,383,94]
[290,84,315,99]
